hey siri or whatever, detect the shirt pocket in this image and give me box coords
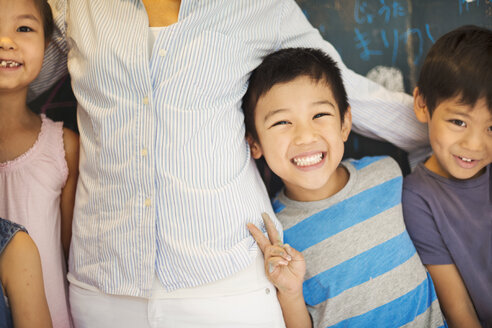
[158,30,251,110]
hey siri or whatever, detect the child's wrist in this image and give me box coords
[277,288,304,301]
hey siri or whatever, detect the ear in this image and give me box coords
[246,134,263,159]
[413,87,430,123]
[341,106,352,142]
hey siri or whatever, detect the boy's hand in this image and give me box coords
[247,213,306,297]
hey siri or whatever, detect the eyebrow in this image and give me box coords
[263,100,337,123]
[446,108,471,117]
[447,107,492,122]
[264,108,289,123]
[16,14,41,23]
[312,100,336,109]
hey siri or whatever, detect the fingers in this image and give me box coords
[261,213,282,246]
[267,245,292,262]
[247,212,280,251]
[246,223,271,253]
[283,244,301,260]
[248,213,288,263]
[247,223,292,267]
[267,256,289,274]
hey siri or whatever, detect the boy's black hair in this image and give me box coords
[34,0,54,42]
[417,25,492,115]
[243,47,349,142]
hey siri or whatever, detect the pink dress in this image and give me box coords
[0,115,72,328]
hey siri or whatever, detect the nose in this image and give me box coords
[293,122,318,145]
[460,129,484,153]
[0,36,16,50]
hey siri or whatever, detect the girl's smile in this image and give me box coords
[0,0,45,94]
[0,59,22,68]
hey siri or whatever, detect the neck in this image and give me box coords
[284,165,350,202]
[0,90,32,131]
[142,0,181,27]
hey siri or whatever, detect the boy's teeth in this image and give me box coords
[460,157,472,162]
[293,153,322,166]
[0,60,20,68]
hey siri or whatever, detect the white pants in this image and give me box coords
[69,253,285,328]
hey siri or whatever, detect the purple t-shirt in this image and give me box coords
[403,163,491,327]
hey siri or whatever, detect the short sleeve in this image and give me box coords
[0,219,27,255]
[402,187,453,265]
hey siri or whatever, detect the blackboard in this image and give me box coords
[297,0,492,94]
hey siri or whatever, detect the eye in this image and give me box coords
[313,112,331,119]
[270,120,290,128]
[450,119,466,127]
[17,26,33,32]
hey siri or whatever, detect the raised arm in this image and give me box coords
[247,213,311,328]
[277,0,428,154]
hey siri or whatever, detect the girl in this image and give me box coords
[0,0,78,327]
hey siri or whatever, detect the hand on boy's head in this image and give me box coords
[247,213,306,296]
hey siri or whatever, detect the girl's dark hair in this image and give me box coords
[417,25,492,115]
[34,0,54,42]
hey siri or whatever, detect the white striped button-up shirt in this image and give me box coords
[30,0,429,297]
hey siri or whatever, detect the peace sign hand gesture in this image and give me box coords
[247,213,306,296]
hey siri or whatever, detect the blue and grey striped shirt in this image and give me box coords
[273,157,444,327]
[30,0,429,297]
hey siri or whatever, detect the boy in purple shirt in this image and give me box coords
[402,25,492,327]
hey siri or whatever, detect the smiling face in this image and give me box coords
[0,0,46,94]
[414,89,492,180]
[249,76,352,201]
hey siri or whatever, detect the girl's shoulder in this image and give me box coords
[62,126,79,162]
[0,115,70,187]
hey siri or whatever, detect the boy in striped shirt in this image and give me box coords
[244,48,444,328]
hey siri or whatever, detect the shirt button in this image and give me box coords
[141,148,148,157]
[158,49,167,57]
[145,198,151,207]
[143,97,149,105]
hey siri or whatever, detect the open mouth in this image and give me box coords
[454,155,480,169]
[459,156,473,163]
[0,60,21,68]
[292,152,324,167]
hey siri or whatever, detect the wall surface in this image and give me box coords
[297,0,491,93]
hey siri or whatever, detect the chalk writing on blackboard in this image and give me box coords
[298,0,491,92]
[354,0,436,67]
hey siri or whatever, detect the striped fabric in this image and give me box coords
[273,157,444,328]
[30,0,429,297]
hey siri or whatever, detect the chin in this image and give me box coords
[448,169,483,180]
